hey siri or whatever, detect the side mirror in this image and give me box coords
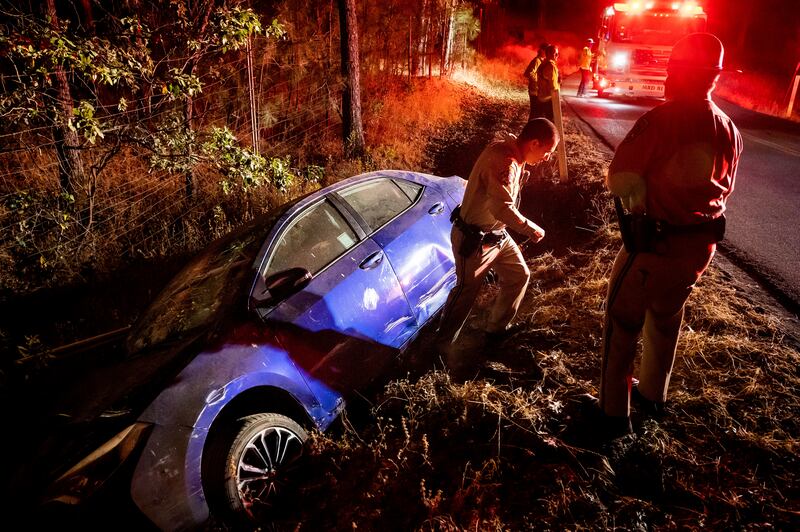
[253,267,312,308]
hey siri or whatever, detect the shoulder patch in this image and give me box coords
[622,116,650,144]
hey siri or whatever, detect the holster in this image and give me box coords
[615,197,659,253]
[451,205,506,258]
[614,197,727,254]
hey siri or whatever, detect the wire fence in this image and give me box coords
[0,30,349,289]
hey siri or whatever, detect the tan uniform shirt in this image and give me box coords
[607,97,743,226]
[460,139,541,237]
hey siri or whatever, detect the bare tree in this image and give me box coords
[337,0,365,156]
[45,0,86,200]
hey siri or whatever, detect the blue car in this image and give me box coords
[48,170,465,529]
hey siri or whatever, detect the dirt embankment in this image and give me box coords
[275,92,800,530]
[4,83,799,530]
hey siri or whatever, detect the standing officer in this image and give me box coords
[598,33,743,436]
[536,44,560,121]
[577,39,594,97]
[437,119,558,365]
[524,43,548,120]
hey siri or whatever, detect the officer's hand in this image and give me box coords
[528,222,545,243]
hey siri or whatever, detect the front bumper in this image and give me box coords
[601,77,665,98]
[43,422,154,506]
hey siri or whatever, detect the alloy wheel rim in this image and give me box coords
[236,426,303,514]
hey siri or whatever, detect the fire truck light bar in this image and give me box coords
[612,2,704,15]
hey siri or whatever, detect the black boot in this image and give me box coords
[577,393,633,442]
[631,384,668,417]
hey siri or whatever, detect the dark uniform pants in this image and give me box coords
[535,98,554,121]
[438,226,530,354]
[600,232,716,417]
[577,68,591,96]
[528,91,538,121]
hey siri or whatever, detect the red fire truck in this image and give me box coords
[594,1,707,98]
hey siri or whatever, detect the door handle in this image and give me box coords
[428,202,445,215]
[359,250,384,270]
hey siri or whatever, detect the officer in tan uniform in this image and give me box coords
[598,33,743,436]
[437,118,559,362]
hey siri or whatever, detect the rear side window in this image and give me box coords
[339,178,415,231]
[266,200,358,277]
[395,178,422,202]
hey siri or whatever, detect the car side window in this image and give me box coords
[394,178,422,202]
[339,178,415,231]
[266,200,358,277]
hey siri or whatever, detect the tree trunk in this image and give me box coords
[181,1,214,200]
[415,0,429,76]
[733,0,755,61]
[443,0,456,75]
[537,0,547,30]
[440,1,450,76]
[337,0,365,156]
[184,88,194,199]
[79,0,94,33]
[408,15,413,82]
[46,0,85,200]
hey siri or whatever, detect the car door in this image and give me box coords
[254,197,416,405]
[335,176,456,328]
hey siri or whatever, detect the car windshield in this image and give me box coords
[129,212,283,352]
[614,13,706,46]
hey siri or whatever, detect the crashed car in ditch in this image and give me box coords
[48,170,465,528]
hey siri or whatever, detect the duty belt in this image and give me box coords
[450,205,507,245]
[614,197,726,254]
[658,216,726,237]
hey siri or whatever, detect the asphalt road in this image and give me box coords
[562,75,800,309]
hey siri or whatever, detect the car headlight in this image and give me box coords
[43,422,153,505]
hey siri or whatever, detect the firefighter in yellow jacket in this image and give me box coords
[437,119,559,365]
[577,39,593,97]
[523,43,548,120]
[536,44,560,121]
[597,33,743,437]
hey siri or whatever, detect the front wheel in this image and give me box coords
[205,413,308,524]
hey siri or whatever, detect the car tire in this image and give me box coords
[205,413,308,524]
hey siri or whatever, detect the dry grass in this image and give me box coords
[715,70,799,121]
[362,77,468,170]
[267,116,800,531]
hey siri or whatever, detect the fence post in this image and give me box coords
[786,61,800,119]
[246,34,259,155]
[552,89,568,181]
